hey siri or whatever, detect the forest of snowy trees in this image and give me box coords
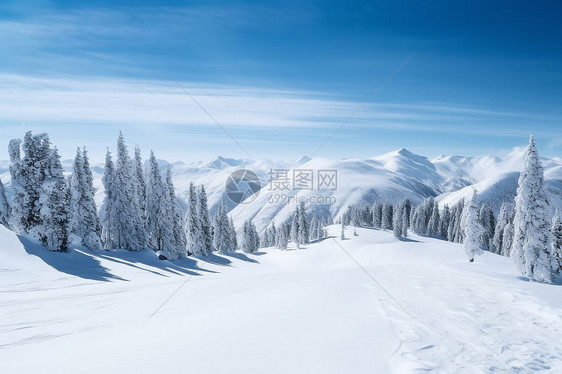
[0,132,560,283]
[0,131,329,261]
[341,136,562,282]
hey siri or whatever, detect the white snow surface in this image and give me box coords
[2,224,562,373]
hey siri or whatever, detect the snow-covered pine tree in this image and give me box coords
[69,148,102,250]
[341,220,345,240]
[112,133,148,251]
[372,202,383,228]
[297,201,309,245]
[401,206,408,237]
[22,132,50,234]
[242,220,259,253]
[479,204,495,251]
[0,179,11,229]
[146,151,177,259]
[492,203,512,255]
[40,147,70,252]
[427,203,440,237]
[101,149,117,249]
[451,200,465,243]
[440,204,451,238]
[133,145,148,229]
[502,222,514,257]
[393,202,403,238]
[309,216,319,241]
[551,210,562,268]
[185,182,203,255]
[8,138,25,232]
[462,190,484,262]
[197,185,213,255]
[511,135,557,282]
[9,132,52,235]
[165,169,187,257]
[212,197,231,253]
[382,202,393,230]
[276,222,289,250]
[291,206,300,248]
[228,217,238,251]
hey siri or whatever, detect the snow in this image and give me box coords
[3,224,562,373]
[1,146,561,232]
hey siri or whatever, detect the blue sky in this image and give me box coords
[0,0,560,162]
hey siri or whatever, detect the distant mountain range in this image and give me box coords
[1,147,561,232]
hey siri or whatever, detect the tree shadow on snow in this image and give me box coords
[17,235,124,282]
[398,237,422,243]
[223,251,259,264]
[194,253,233,267]
[96,249,214,277]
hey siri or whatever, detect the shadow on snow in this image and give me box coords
[17,235,123,282]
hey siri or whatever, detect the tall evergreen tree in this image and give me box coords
[502,222,514,257]
[479,204,495,250]
[101,149,116,249]
[462,191,484,262]
[511,136,557,282]
[111,133,147,250]
[185,182,203,255]
[427,203,440,236]
[212,197,231,253]
[0,179,11,229]
[372,202,383,228]
[382,202,393,230]
[297,201,309,245]
[134,145,148,228]
[165,168,187,256]
[552,210,562,269]
[393,202,403,238]
[197,185,214,255]
[242,220,259,253]
[40,147,70,252]
[69,148,102,250]
[146,151,177,259]
[492,203,512,255]
[228,217,238,251]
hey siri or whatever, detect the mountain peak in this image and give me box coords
[396,148,415,157]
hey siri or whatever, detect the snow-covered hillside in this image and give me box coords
[1,147,561,231]
[2,224,562,373]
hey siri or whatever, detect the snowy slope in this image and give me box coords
[3,225,562,373]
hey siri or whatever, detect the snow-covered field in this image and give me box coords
[3,224,562,373]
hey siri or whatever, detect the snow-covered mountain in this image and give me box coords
[1,147,561,232]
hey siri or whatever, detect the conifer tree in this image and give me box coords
[382,202,393,230]
[492,203,512,255]
[228,217,238,251]
[101,149,116,249]
[197,185,214,255]
[0,179,11,229]
[69,147,101,250]
[212,197,231,253]
[511,136,557,282]
[40,147,70,252]
[185,182,203,255]
[479,204,495,250]
[551,210,562,268]
[146,151,177,258]
[462,191,484,262]
[111,133,147,250]
[165,169,187,256]
[134,145,148,229]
